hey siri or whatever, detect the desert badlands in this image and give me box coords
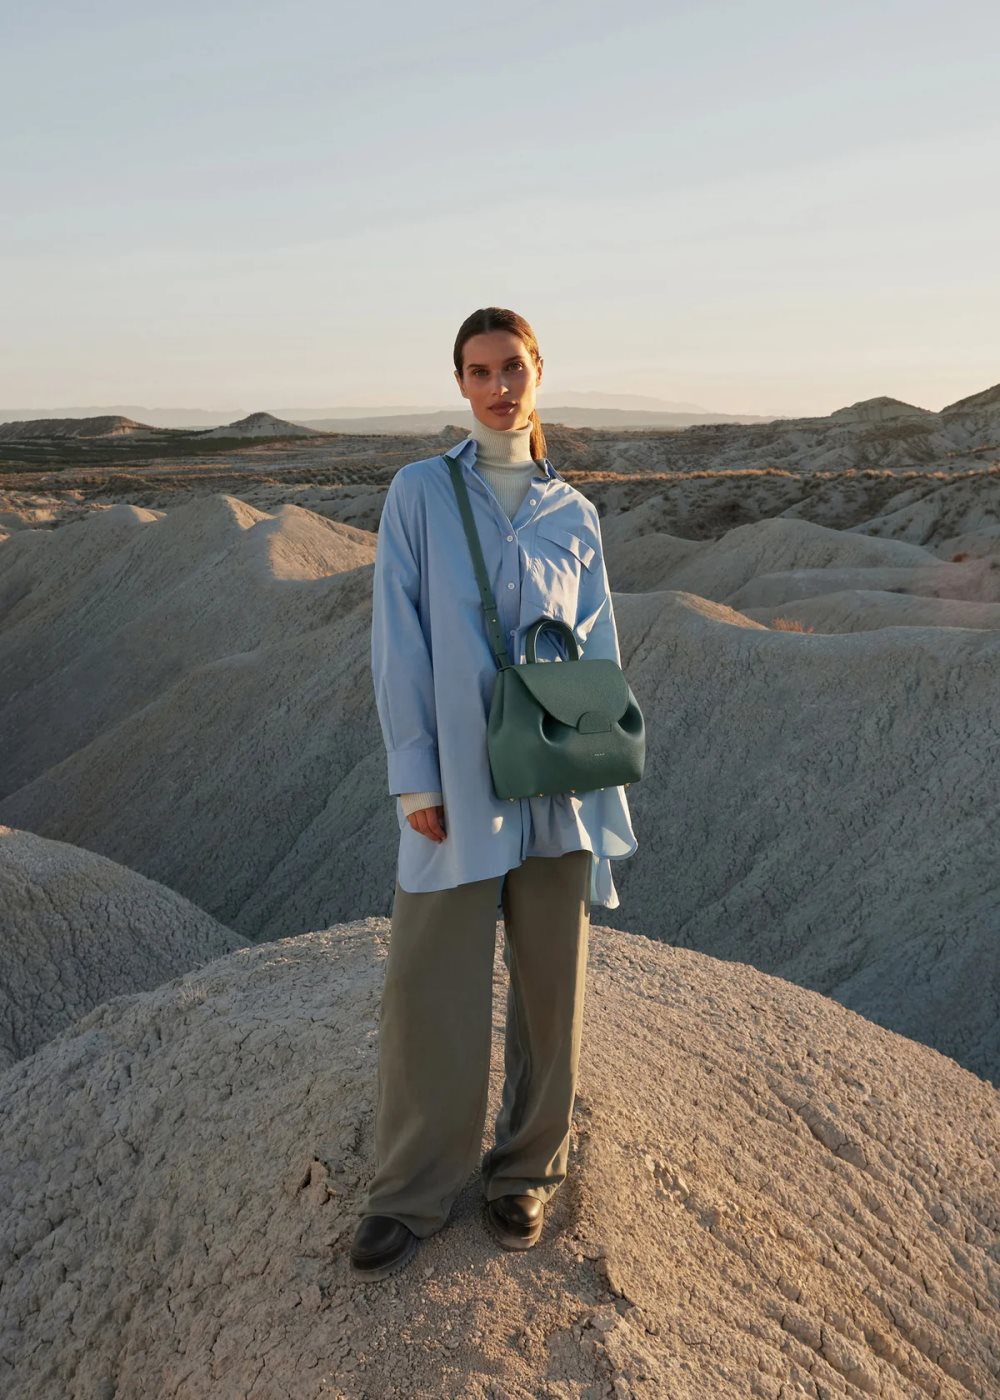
[1,392,999,1398]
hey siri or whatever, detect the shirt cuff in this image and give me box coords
[387,746,441,796]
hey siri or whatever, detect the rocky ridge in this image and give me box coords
[1,919,997,1398]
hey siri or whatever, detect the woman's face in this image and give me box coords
[454,330,543,432]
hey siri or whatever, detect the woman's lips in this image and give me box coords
[491,404,517,414]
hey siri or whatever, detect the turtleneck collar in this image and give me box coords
[469,412,535,467]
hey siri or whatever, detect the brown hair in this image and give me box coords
[453,307,548,462]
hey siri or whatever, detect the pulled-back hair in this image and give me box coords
[453,307,548,461]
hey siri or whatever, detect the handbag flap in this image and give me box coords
[511,658,630,726]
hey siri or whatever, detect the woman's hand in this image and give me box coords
[407,804,447,842]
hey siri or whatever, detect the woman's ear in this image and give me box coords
[454,367,468,399]
[536,357,543,386]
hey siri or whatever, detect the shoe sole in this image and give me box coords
[485,1202,543,1251]
[349,1228,419,1282]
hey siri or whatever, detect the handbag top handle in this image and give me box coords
[442,452,517,672]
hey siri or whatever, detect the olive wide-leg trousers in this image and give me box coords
[361,848,592,1239]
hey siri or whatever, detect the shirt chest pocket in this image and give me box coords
[525,522,598,624]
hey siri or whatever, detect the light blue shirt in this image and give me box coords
[371,433,638,912]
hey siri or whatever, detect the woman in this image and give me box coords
[351,307,638,1281]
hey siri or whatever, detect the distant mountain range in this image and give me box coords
[1,384,997,474]
[0,412,319,443]
[297,407,775,433]
[0,393,773,433]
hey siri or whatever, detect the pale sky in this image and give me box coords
[2,0,997,418]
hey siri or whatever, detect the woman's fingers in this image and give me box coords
[408,804,447,842]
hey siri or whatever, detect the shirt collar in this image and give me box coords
[447,435,565,482]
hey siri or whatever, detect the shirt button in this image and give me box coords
[507,582,515,590]
[529,499,536,506]
[506,534,514,541]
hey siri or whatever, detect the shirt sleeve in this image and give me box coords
[371,473,442,796]
[575,513,623,665]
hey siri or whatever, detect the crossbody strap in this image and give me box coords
[442,452,514,672]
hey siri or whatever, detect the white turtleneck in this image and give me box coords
[398,412,538,818]
[466,413,538,520]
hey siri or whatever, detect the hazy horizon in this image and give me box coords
[3,1,997,417]
[0,375,993,428]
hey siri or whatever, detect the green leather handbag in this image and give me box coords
[443,452,645,802]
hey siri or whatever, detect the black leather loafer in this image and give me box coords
[349,1214,419,1281]
[485,1193,544,1250]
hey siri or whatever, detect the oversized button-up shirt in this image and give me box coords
[371,433,638,912]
